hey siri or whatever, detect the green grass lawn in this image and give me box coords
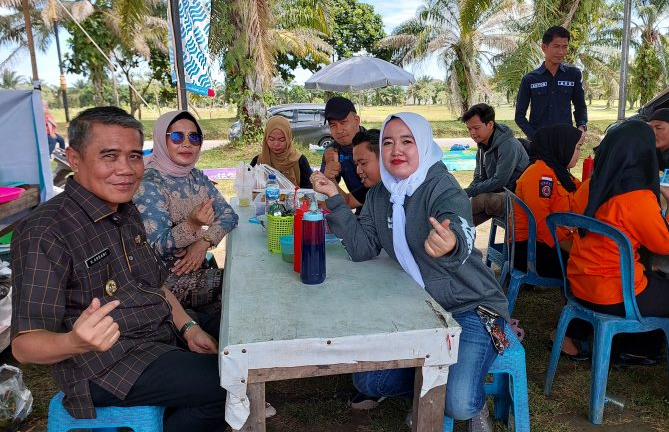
[9,102,664,432]
[53,100,630,142]
[7,160,669,431]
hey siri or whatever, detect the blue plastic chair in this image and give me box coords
[444,324,530,432]
[47,391,165,432]
[544,212,669,424]
[500,189,563,315]
[485,216,507,270]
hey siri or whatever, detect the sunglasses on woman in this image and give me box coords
[166,131,204,146]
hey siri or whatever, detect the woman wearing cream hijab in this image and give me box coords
[250,116,313,188]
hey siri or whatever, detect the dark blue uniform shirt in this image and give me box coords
[515,62,587,139]
[320,139,369,207]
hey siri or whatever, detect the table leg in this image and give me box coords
[237,382,266,432]
[411,367,446,432]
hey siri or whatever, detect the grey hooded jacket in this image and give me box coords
[464,123,528,197]
[325,162,510,321]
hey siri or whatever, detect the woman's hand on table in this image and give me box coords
[310,171,339,198]
[172,239,209,276]
[184,326,218,354]
[187,198,215,230]
[424,217,457,258]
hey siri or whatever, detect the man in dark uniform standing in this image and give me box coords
[515,26,588,140]
[320,96,369,210]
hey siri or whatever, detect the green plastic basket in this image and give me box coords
[267,214,294,253]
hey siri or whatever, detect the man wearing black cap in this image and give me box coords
[649,108,669,170]
[320,96,369,209]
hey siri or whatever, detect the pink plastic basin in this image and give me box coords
[0,186,24,204]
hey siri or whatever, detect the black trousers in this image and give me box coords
[513,240,592,341]
[90,312,227,432]
[576,270,669,358]
[513,240,565,279]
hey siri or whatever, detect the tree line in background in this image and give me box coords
[1,0,668,139]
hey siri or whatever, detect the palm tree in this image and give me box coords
[0,0,52,72]
[494,0,615,102]
[0,69,25,88]
[380,0,522,112]
[629,0,669,105]
[210,0,333,143]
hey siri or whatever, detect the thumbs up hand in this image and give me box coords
[323,148,341,180]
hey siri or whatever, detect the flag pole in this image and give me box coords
[168,0,188,110]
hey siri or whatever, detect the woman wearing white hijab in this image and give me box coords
[312,112,508,430]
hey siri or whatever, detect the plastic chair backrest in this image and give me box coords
[504,188,539,275]
[545,212,642,321]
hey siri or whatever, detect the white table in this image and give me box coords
[219,204,461,432]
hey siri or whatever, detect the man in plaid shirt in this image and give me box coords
[11,107,227,432]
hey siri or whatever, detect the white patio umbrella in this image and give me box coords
[304,56,416,92]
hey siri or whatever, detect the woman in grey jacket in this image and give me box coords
[311,112,509,431]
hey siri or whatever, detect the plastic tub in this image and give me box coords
[280,235,294,263]
[0,186,24,204]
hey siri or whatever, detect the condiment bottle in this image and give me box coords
[582,155,594,181]
[300,194,326,285]
[293,198,310,273]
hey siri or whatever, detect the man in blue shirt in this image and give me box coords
[515,26,588,140]
[320,96,369,210]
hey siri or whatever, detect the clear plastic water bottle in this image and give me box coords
[300,194,326,285]
[265,173,280,214]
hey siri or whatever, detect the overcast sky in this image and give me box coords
[5,0,441,88]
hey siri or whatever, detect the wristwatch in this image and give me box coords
[202,233,214,247]
[180,320,199,338]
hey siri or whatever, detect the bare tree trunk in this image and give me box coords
[111,72,120,106]
[21,0,39,83]
[561,0,581,28]
[239,70,267,141]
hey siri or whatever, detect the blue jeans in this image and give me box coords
[352,310,498,420]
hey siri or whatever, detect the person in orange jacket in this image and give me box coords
[513,124,591,360]
[568,120,669,365]
[514,124,584,277]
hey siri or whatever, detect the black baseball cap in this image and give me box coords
[324,96,356,121]
[649,108,669,124]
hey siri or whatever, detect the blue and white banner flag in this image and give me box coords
[167,0,215,97]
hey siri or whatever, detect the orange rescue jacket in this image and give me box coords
[568,190,669,305]
[514,160,582,247]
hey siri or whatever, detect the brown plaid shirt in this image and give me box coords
[11,179,178,419]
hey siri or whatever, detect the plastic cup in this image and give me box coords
[236,185,253,207]
[280,235,294,263]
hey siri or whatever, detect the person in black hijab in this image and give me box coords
[584,121,661,220]
[513,124,584,278]
[570,120,669,365]
[513,124,589,360]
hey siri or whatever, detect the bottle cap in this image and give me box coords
[268,173,276,180]
[303,209,323,221]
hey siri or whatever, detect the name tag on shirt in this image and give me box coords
[531,82,547,89]
[539,177,553,198]
[86,248,110,268]
[558,81,575,87]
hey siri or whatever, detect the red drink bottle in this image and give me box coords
[293,199,310,273]
[582,155,594,181]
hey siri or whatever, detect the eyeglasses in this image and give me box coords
[166,131,203,146]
